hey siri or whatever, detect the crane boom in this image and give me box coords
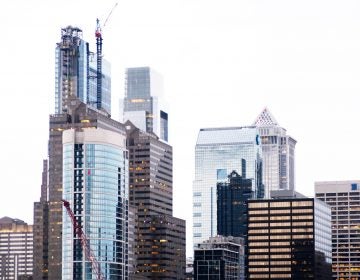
[62,199,105,280]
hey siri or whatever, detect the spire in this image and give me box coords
[253,107,279,126]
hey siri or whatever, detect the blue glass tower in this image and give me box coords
[193,126,263,248]
[62,128,129,279]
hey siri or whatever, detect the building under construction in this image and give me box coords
[54,26,111,116]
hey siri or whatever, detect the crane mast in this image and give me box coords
[95,2,118,111]
[62,199,105,280]
[95,19,103,110]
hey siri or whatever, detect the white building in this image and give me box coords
[315,181,360,280]
[253,108,296,198]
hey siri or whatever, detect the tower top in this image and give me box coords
[253,107,279,127]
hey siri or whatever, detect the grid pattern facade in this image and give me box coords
[62,128,129,279]
[253,108,296,198]
[246,198,332,279]
[125,121,186,279]
[315,181,360,279]
[122,67,168,141]
[0,218,33,279]
[193,127,263,247]
[136,215,186,279]
[194,236,244,280]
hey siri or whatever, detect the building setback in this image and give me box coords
[246,191,332,279]
[33,97,129,279]
[193,126,263,247]
[194,236,244,280]
[0,217,33,279]
[125,121,186,279]
[121,67,168,141]
[315,181,360,279]
[253,108,296,198]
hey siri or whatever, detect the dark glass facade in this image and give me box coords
[194,236,245,280]
[246,197,332,279]
[217,169,253,237]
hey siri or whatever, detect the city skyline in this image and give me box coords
[1,0,360,258]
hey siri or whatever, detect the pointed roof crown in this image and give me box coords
[253,108,279,127]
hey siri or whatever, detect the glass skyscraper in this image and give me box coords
[193,126,263,247]
[55,26,111,115]
[62,127,129,279]
[253,108,296,198]
[121,67,168,141]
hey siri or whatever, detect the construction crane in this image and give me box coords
[62,199,105,280]
[95,2,118,110]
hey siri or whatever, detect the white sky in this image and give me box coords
[1,0,360,256]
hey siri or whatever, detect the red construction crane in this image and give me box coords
[62,199,105,280]
[95,2,118,110]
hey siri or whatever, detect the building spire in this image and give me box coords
[253,107,279,126]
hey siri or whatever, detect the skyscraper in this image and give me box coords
[246,191,332,279]
[217,170,253,237]
[125,121,186,279]
[33,97,129,279]
[121,67,168,141]
[315,181,360,279]
[193,126,263,247]
[0,217,33,279]
[253,108,296,197]
[55,26,111,115]
[62,127,129,279]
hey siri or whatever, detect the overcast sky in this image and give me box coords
[1,0,360,256]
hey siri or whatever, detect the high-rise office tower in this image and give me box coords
[55,26,111,115]
[0,217,33,279]
[253,108,296,197]
[62,127,129,279]
[193,126,263,247]
[315,181,360,279]
[246,190,332,279]
[217,170,253,237]
[193,236,245,280]
[33,97,130,279]
[125,121,186,279]
[121,67,168,141]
